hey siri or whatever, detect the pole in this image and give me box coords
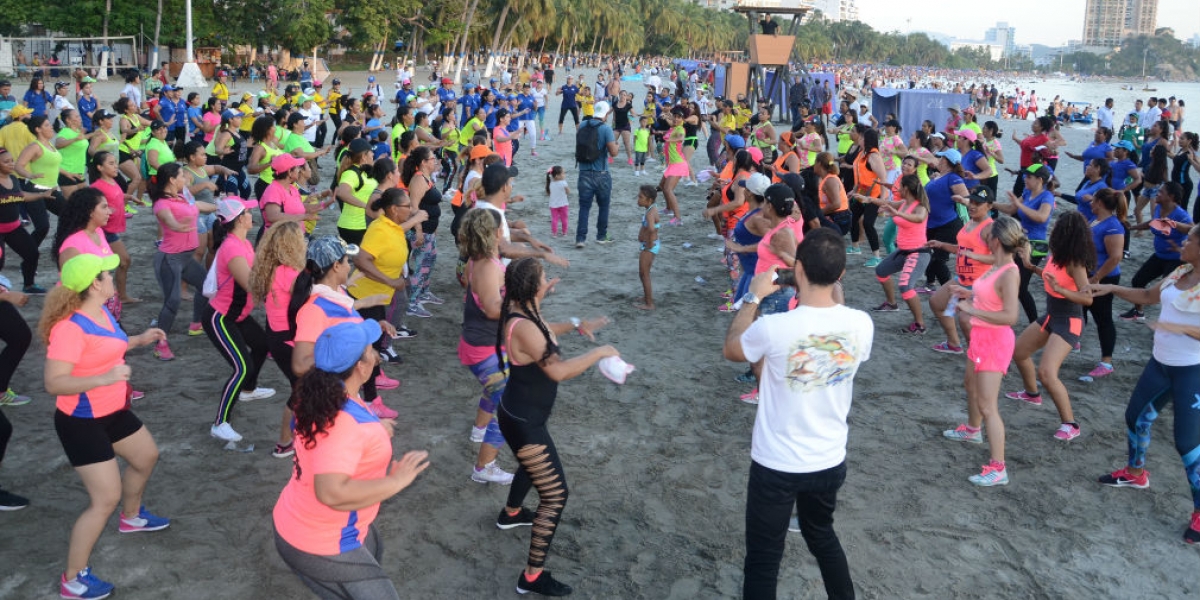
[185,0,193,62]
[175,0,205,87]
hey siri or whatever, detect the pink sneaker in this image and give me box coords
[188,322,204,336]
[1004,390,1042,406]
[369,397,398,419]
[1086,362,1114,379]
[154,340,175,361]
[1054,423,1081,441]
[739,390,759,405]
[375,371,400,390]
[627,158,634,165]
[531,151,538,157]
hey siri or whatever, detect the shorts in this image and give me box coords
[55,409,143,467]
[118,150,135,165]
[760,287,796,316]
[684,137,699,149]
[1037,300,1084,347]
[640,240,660,255]
[1142,184,1161,200]
[197,212,216,235]
[615,125,632,133]
[59,173,84,187]
[874,249,931,299]
[664,161,689,177]
[967,325,1014,373]
[104,231,120,244]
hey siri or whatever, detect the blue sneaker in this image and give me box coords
[118,506,170,533]
[60,566,114,599]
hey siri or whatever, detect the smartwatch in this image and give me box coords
[570,317,582,330]
[742,293,761,305]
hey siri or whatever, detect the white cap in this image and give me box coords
[593,100,611,120]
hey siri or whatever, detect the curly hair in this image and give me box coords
[1048,210,1096,272]
[52,187,105,265]
[459,207,502,261]
[290,365,358,450]
[250,221,306,305]
[38,285,88,344]
[250,116,274,144]
[496,257,559,368]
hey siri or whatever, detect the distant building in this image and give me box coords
[807,0,859,22]
[983,22,1016,56]
[1190,34,1200,49]
[1082,0,1158,49]
[950,41,1004,62]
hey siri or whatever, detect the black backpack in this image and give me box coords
[575,118,602,164]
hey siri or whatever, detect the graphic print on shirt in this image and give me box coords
[785,334,859,392]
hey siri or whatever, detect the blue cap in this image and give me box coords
[935,148,963,165]
[725,134,746,149]
[161,84,177,92]
[464,83,475,89]
[367,75,376,83]
[1114,140,1135,151]
[314,321,382,373]
[221,109,240,120]
[307,235,358,270]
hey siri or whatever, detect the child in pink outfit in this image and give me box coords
[546,165,570,236]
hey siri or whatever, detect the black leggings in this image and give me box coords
[0,301,32,393]
[24,193,64,248]
[265,329,298,386]
[1132,254,1183,295]
[337,227,365,246]
[349,305,385,402]
[0,408,10,463]
[859,201,880,252]
[499,409,568,569]
[923,219,963,286]
[558,105,579,127]
[1083,274,1120,359]
[0,225,40,287]
[1016,254,1044,324]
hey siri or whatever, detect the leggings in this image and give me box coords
[557,105,579,127]
[1083,274,1120,358]
[0,408,9,463]
[153,250,207,333]
[202,305,268,426]
[1132,254,1182,292]
[265,329,298,386]
[337,227,365,246]
[24,193,64,248]
[875,250,931,299]
[407,232,438,305]
[499,405,568,569]
[859,201,880,252]
[1016,253,1044,324]
[467,354,507,449]
[254,177,270,201]
[849,199,864,244]
[0,301,32,393]
[1124,357,1200,510]
[0,225,39,287]
[440,151,459,193]
[350,305,385,402]
[274,526,400,600]
[923,219,963,286]
[550,206,569,236]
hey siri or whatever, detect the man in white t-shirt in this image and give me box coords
[723,216,873,600]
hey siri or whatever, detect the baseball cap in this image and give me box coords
[964,107,977,116]
[955,129,977,142]
[593,100,611,120]
[149,119,168,130]
[303,88,316,96]
[221,109,241,120]
[93,109,115,121]
[929,132,946,140]
[482,163,520,195]
[161,84,177,92]
[935,148,963,164]
[739,172,772,196]
[368,75,376,83]
[307,235,358,271]
[747,147,764,165]
[347,138,373,155]
[469,144,493,161]
[332,78,341,85]
[1114,140,1135,151]
[441,77,452,85]
[313,321,382,373]
[216,197,248,222]
[218,71,228,77]
[968,186,995,203]
[403,79,411,86]
[271,153,306,173]
[314,81,323,88]
[242,91,254,99]
[464,82,475,89]
[725,134,746,149]
[81,76,97,84]
[947,106,960,113]
[763,183,796,214]
[60,253,120,293]
[1025,164,1054,180]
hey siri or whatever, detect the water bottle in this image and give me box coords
[944,298,957,319]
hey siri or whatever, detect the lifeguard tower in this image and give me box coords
[731,0,812,120]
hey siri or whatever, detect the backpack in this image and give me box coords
[575,119,602,164]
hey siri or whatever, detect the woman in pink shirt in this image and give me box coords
[89,151,140,304]
[259,153,318,240]
[493,108,514,167]
[151,163,216,359]
[52,188,122,319]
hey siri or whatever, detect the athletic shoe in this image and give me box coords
[1119,308,1146,321]
[667,217,682,226]
[515,570,573,597]
[210,422,243,442]
[1098,467,1150,489]
[60,566,114,600]
[627,158,634,166]
[707,233,725,240]
[845,245,862,255]
[391,326,418,341]
[597,236,614,245]
[472,461,515,485]
[734,370,757,385]
[788,516,802,533]
[272,441,295,458]
[0,388,31,407]
[1054,423,1081,441]
[22,284,47,295]
[187,322,204,336]
[531,151,538,157]
[0,487,29,510]
[661,210,675,218]
[239,387,277,402]
[380,346,404,363]
[496,506,535,530]
[470,425,486,443]
[575,242,585,249]
[154,340,175,361]
[418,292,445,305]
[118,506,170,533]
[1184,513,1200,545]
[1085,362,1114,380]
[718,302,736,313]
[1005,390,1042,406]
[406,304,433,318]
[863,257,883,268]
[901,322,927,335]
[375,370,400,390]
[931,341,964,355]
[124,205,138,216]
[130,390,145,401]
[968,461,1009,487]
[369,398,398,419]
[915,285,937,295]
[943,424,983,444]
[739,390,759,405]
[872,301,898,312]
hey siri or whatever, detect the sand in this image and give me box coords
[1,68,1198,599]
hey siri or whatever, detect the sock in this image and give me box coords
[523,571,542,583]
[1027,391,1041,397]
[1064,422,1079,429]
[964,425,981,434]
[506,508,522,517]
[991,460,1006,469]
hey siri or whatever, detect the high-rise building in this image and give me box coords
[1082,0,1157,48]
[983,21,1016,56]
[808,0,859,22]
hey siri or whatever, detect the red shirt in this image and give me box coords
[1018,133,1049,168]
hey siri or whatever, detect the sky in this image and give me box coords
[851,0,1200,47]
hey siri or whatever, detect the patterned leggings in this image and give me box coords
[467,353,507,449]
[1125,357,1200,509]
[408,232,438,306]
[499,408,569,569]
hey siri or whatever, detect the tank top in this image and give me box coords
[1041,258,1079,299]
[756,217,804,274]
[30,140,61,188]
[733,208,762,274]
[666,125,685,164]
[416,173,442,234]
[682,120,698,142]
[499,315,561,427]
[854,148,884,198]
[819,173,848,213]
[97,130,119,156]
[119,115,146,152]
[220,130,249,171]
[461,258,504,348]
[257,142,283,184]
[722,170,750,231]
[186,166,215,205]
[955,218,993,286]
[893,200,928,250]
[970,262,1017,329]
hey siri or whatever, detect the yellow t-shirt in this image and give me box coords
[326,91,343,116]
[211,82,229,101]
[0,121,35,157]
[581,95,595,118]
[239,103,255,133]
[346,215,408,301]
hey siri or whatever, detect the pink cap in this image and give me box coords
[747,147,764,165]
[271,153,306,173]
[955,129,978,142]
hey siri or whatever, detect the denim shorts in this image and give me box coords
[197,212,217,234]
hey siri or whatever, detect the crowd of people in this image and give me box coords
[0,54,1197,600]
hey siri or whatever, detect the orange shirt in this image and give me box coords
[954,218,992,286]
[47,309,129,418]
[1042,258,1078,299]
[819,173,848,213]
[295,290,365,344]
[854,149,884,198]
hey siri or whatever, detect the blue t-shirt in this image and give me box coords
[924,173,965,228]
[1090,214,1124,277]
[174,99,190,130]
[1020,189,1055,241]
[187,106,203,131]
[1080,142,1112,176]
[1153,205,1192,260]
[159,98,178,128]
[78,95,98,132]
[372,141,390,161]
[517,94,535,117]
[23,90,51,117]
[1109,159,1138,191]
[559,85,579,109]
[437,87,457,104]
[578,118,614,172]
[459,93,480,124]
[1075,179,1109,221]
[961,149,986,190]
[394,89,414,107]
[482,103,498,130]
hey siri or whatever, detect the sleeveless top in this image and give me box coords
[498,315,561,427]
[733,207,763,273]
[756,217,804,274]
[819,173,848,213]
[955,217,993,286]
[893,200,928,250]
[970,262,1017,329]
[461,257,504,348]
[257,142,283,184]
[186,166,215,205]
[666,125,685,164]
[1042,258,1084,318]
[220,130,249,171]
[853,148,884,198]
[30,140,61,188]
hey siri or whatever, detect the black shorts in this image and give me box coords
[118,150,135,165]
[1037,297,1083,348]
[55,409,143,467]
[58,173,85,187]
[104,231,120,244]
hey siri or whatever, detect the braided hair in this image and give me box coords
[495,258,559,369]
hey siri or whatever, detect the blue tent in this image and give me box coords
[871,89,971,138]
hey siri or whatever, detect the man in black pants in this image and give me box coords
[724,226,873,600]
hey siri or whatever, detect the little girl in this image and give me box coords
[635,184,660,310]
[546,165,570,236]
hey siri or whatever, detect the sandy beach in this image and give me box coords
[0,68,1198,599]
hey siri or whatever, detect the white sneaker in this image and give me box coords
[471,461,515,485]
[210,422,243,442]
[470,425,486,443]
[239,387,277,402]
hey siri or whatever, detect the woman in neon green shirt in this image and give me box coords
[248,117,283,201]
[333,138,378,245]
[54,108,101,198]
[143,120,177,178]
[14,114,65,245]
